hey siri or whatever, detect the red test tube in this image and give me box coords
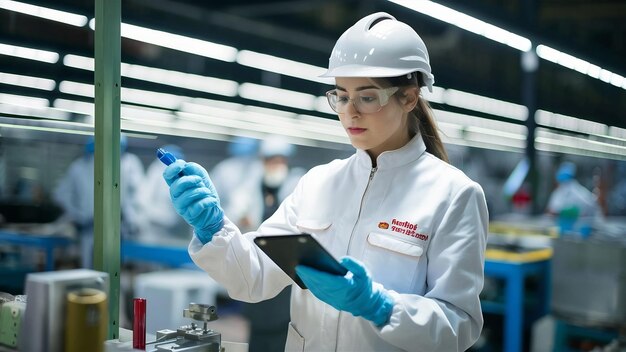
[133,298,146,350]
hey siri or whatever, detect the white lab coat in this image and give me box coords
[53,153,144,267]
[190,135,489,352]
[137,160,192,244]
[210,156,263,210]
[546,180,599,217]
[226,166,305,232]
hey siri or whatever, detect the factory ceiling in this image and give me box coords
[1,0,625,132]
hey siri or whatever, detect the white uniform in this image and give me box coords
[137,160,192,243]
[226,166,305,232]
[190,135,489,352]
[210,156,263,210]
[547,180,599,217]
[53,153,144,267]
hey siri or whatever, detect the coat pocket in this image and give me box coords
[296,219,334,246]
[285,322,305,352]
[367,232,425,257]
[295,219,332,233]
[363,232,428,293]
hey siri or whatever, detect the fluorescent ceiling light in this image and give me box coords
[121,105,175,122]
[435,121,525,153]
[0,71,55,91]
[237,50,332,85]
[121,87,187,110]
[0,122,92,136]
[238,82,316,110]
[0,92,48,107]
[431,109,527,152]
[187,97,245,112]
[536,127,626,160]
[53,98,94,116]
[59,80,188,110]
[59,80,93,98]
[464,127,526,150]
[422,86,445,104]
[314,96,335,115]
[389,0,532,52]
[536,45,626,90]
[122,63,238,97]
[242,106,345,138]
[0,102,70,120]
[121,23,238,62]
[535,109,607,136]
[0,0,88,27]
[89,20,238,62]
[610,74,625,87]
[444,89,528,121]
[177,110,262,134]
[0,42,59,63]
[609,126,626,140]
[63,54,93,70]
[244,105,297,119]
[433,108,527,137]
[64,54,238,97]
[121,117,230,142]
[181,101,243,120]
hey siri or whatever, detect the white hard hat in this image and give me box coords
[260,135,294,158]
[321,12,435,92]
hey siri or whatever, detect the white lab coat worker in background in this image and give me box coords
[137,144,192,244]
[226,136,305,233]
[546,161,601,237]
[53,135,144,268]
[210,136,261,212]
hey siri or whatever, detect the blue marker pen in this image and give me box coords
[157,148,185,178]
[156,148,177,166]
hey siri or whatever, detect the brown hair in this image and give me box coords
[372,74,449,163]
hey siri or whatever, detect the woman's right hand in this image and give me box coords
[163,160,224,244]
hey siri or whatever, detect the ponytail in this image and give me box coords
[413,99,449,163]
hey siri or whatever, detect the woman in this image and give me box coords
[164,12,488,352]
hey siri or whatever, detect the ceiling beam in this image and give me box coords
[541,2,626,20]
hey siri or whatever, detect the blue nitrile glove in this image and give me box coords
[295,256,395,326]
[163,159,224,244]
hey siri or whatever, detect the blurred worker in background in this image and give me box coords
[226,136,305,232]
[607,162,626,216]
[162,12,488,351]
[137,144,192,244]
[53,135,144,268]
[225,136,304,352]
[210,136,260,211]
[546,161,601,237]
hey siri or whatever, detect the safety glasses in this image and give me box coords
[325,86,399,114]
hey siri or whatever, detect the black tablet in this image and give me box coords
[253,233,348,289]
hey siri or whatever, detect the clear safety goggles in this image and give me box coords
[325,87,399,114]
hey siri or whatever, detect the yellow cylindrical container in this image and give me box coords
[64,288,108,352]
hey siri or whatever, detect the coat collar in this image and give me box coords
[355,133,427,170]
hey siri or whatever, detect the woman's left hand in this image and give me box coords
[295,256,394,326]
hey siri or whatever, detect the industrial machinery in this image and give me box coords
[149,303,221,352]
[551,234,626,350]
[105,302,224,352]
[551,236,626,326]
